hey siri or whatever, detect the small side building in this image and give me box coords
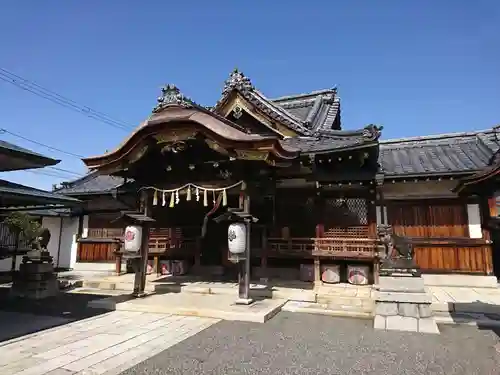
[0,140,80,272]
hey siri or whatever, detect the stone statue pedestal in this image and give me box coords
[374,274,439,334]
[10,253,59,300]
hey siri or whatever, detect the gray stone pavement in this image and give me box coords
[123,312,500,375]
[0,311,218,375]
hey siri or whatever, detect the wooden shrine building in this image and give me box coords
[55,70,499,283]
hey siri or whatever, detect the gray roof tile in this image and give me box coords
[379,128,500,176]
[55,173,126,195]
[271,89,341,133]
[281,125,381,154]
[0,179,80,205]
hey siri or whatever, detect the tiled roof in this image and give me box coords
[213,70,313,136]
[0,140,60,171]
[54,173,127,195]
[0,179,80,206]
[271,89,341,134]
[281,125,381,154]
[379,128,500,176]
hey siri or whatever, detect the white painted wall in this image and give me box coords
[82,215,89,238]
[40,215,80,269]
[467,204,483,239]
[42,216,63,265]
[59,217,80,269]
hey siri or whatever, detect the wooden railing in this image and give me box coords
[267,237,378,259]
[87,228,123,238]
[313,237,378,259]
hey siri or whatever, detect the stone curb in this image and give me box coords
[281,301,373,320]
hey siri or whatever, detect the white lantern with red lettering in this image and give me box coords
[124,225,142,254]
[228,222,246,254]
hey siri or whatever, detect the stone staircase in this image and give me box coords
[282,285,375,319]
[77,276,376,319]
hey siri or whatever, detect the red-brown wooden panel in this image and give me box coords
[414,245,492,274]
[77,242,116,262]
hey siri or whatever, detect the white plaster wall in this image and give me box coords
[82,215,89,238]
[467,204,483,239]
[58,217,80,269]
[42,216,63,266]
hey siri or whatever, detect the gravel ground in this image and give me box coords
[123,312,500,375]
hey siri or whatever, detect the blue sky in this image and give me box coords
[0,1,499,190]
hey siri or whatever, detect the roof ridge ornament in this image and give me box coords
[221,68,254,96]
[362,124,383,141]
[153,84,194,112]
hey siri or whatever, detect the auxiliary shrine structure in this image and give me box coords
[55,69,500,283]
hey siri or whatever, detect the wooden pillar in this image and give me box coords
[260,227,268,276]
[194,237,202,268]
[373,173,386,285]
[237,185,253,304]
[133,190,152,297]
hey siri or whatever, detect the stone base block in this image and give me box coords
[235,297,254,305]
[418,317,440,334]
[374,315,387,329]
[375,302,398,316]
[374,315,440,334]
[378,276,425,293]
[386,315,418,332]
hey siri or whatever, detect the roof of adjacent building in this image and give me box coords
[380,128,500,177]
[54,173,126,195]
[0,179,80,207]
[0,140,60,172]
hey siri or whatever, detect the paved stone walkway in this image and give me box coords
[0,311,218,375]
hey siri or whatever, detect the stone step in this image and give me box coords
[316,295,373,307]
[282,301,373,319]
[82,280,317,302]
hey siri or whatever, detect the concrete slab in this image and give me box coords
[92,293,286,323]
[422,274,498,288]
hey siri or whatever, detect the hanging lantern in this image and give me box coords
[123,225,142,255]
[227,222,246,255]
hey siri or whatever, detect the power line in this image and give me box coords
[23,169,76,179]
[0,128,84,159]
[48,166,85,177]
[0,68,136,131]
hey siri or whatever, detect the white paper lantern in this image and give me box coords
[228,222,246,254]
[124,225,142,253]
